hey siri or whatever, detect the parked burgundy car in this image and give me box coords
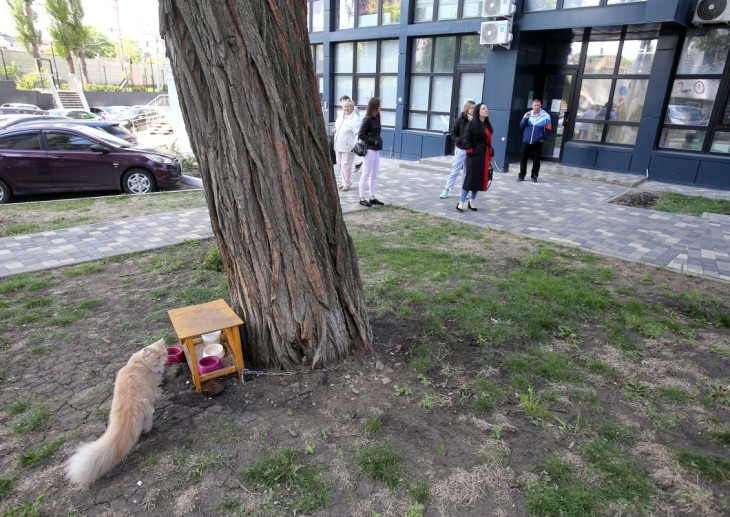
[0,124,181,203]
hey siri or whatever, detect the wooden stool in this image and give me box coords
[168,299,245,394]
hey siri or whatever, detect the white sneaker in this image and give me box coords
[439,190,449,199]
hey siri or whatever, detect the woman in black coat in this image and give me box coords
[357,97,385,207]
[458,103,494,212]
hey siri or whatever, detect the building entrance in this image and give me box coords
[540,73,576,160]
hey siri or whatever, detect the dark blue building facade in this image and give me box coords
[308,0,730,189]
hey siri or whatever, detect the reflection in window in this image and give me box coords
[334,40,399,126]
[358,0,377,27]
[665,79,718,127]
[614,79,648,122]
[409,35,485,132]
[336,0,354,29]
[312,44,324,95]
[382,0,401,24]
[573,122,604,142]
[414,0,433,22]
[607,0,646,4]
[584,41,619,74]
[710,131,730,154]
[438,0,458,20]
[462,0,483,18]
[576,79,612,119]
[524,0,557,10]
[619,40,656,74]
[310,0,323,32]
[659,128,707,151]
[677,28,730,75]
[0,133,41,150]
[605,125,638,145]
[564,0,600,7]
[47,133,95,151]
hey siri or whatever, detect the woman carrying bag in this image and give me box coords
[357,97,385,207]
[333,98,361,191]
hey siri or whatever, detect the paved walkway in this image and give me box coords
[1,158,729,282]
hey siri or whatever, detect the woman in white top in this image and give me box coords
[333,99,361,191]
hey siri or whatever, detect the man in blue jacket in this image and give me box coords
[518,99,552,182]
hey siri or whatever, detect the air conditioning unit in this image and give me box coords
[480,20,513,46]
[482,0,516,18]
[692,0,730,24]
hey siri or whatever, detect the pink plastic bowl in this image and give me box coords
[166,346,184,365]
[197,355,223,374]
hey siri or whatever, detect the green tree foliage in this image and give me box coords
[6,0,42,66]
[121,35,143,62]
[84,27,116,59]
[45,0,76,74]
[67,0,90,83]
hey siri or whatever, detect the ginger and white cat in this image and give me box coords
[65,339,167,485]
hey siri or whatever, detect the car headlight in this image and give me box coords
[142,153,176,164]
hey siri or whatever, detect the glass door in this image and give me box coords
[541,73,575,160]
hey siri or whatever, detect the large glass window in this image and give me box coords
[659,27,730,154]
[414,0,484,22]
[409,35,486,132]
[334,40,399,126]
[336,0,402,29]
[525,0,644,11]
[311,44,324,96]
[308,0,324,32]
[573,29,656,146]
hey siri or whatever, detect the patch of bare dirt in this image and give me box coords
[611,191,659,208]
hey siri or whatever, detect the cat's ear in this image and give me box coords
[151,338,165,348]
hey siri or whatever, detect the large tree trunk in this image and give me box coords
[159,0,372,370]
[77,47,90,84]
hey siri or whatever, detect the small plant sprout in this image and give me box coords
[489,424,504,440]
[304,443,315,455]
[418,375,433,386]
[419,393,435,410]
[394,385,413,396]
[319,427,332,441]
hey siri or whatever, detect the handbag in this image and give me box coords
[351,139,368,157]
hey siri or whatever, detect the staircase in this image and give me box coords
[42,73,90,111]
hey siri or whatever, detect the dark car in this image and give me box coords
[14,119,138,144]
[0,106,46,115]
[0,124,181,203]
[89,106,135,131]
[0,114,67,129]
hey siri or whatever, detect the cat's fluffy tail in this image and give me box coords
[65,414,141,484]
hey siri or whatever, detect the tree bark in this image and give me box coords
[159,0,372,370]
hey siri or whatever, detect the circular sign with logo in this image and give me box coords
[694,81,705,94]
[618,85,628,97]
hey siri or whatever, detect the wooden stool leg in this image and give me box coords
[223,326,244,381]
[184,336,202,394]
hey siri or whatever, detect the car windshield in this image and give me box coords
[72,125,133,148]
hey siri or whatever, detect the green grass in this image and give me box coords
[0,495,44,517]
[18,436,66,468]
[703,429,730,445]
[471,378,508,414]
[525,454,598,516]
[356,443,405,488]
[674,448,730,483]
[241,448,331,514]
[11,407,50,435]
[364,418,383,435]
[653,192,730,216]
[63,262,106,277]
[590,418,637,446]
[0,476,16,501]
[171,447,229,488]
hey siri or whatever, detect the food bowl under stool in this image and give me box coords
[197,355,223,374]
[203,343,225,359]
[166,346,184,365]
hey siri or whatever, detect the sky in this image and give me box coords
[0,0,161,40]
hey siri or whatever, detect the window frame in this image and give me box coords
[407,34,486,132]
[571,27,657,147]
[524,0,645,12]
[333,39,399,127]
[658,27,730,155]
[412,0,484,23]
[307,0,324,32]
[335,0,403,30]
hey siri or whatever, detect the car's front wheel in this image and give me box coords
[122,168,156,195]
[0,179,11,204]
